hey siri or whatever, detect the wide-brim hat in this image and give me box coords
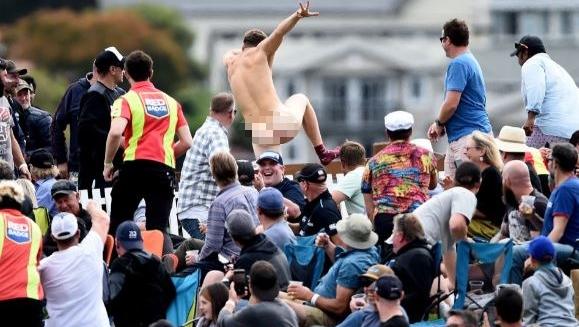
[336,214,378,250]
[495,126,528,153]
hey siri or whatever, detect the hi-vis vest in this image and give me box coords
[0,209,43,301]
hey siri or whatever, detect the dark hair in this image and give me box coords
[551,143,578,173]
[495,288,523,323]
[454,161,481,189]
[339,141,366,167]
[199,283,229,323]
[124,50,153,82]
[211,92,234,114]
[21,76,36,92]
[243,29,268,48]
[249,261,278,300]
[237,160,255,187]
[386,128,412,141]
[443,18,469,47]
[393,213,425,243]
[0,160,15,180]
[569,130,579,147]
[149,320,175,327]
[259,207,284,219]
[447,309,477,327]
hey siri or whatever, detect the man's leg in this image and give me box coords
[180,218,204,240]
[109,165,144,237]
[444,135,470,178]
[143,168,175,254]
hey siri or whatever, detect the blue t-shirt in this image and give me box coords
[35,177,58,217]
[444,52,491,142]
[314,247,380,298]
[542,177,579,245]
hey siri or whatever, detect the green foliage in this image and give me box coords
[174,86,212,132]
[28,68,69,113]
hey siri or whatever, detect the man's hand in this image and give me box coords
[18,164,31,180]
[287,283,314,301]
[254,172,264,191]
[103,164,114,182]
[523,117,535,136]
[296,1,319,18]
[57,163,69,179]
[428,122,445,142]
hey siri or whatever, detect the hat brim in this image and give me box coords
[336,220,378,250]
[256,157,281,165]
[510,49,519,57]
[15,85,32,93]
[52,190,75,198]
[359,272,379,281]
[385,234,394,245]
[8,68,28,76]
[496,139,529,153]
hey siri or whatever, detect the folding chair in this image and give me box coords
[142,230,164,257]
[166,269,201,327]
[284,235,326,289]
[103,235,115,266]
[420,242,443,321]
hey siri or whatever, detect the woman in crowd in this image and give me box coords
[197,282,229,327]
[464,131,505,240]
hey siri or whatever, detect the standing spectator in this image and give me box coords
[109,221,176,327]
[0,181,43,326]
[511,35,579,148]
[78,47,125,189]
[51,69,96,179]
[497,160,547,243]
[197,283,229,327]
[104,50,193,254]
[293,163,341,241]
[13,79,52,157]
[29,149,59,217]
[256,150,305,220]
[522,236,577,327]
[464,131,505,240]
[257,187,296,250]
[388,213,435,323]
[1,59,27,152]
[428,18,492,178]
[218,261,299,327]
[374,275,409,327]
[332,140,366,214]
[39,203,110,327]
[362,111,436,244]
[178,92,234,239]
[413,161,480,285]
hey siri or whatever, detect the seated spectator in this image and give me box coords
[43,180,92,256]
[374,275,409,327]
[291,163,341,242]
[387,213,435,323]
[497,160,547,243]
[197,282,229,327]
[109,221,176,327]
[446,310,477,327]
[256,151,305,220]
[511,144,579,284]
[29,149,59,217]
[218,261,299,327]
[285,214,380,327]
[257,187,296,249]
[464,131,505,240]
[522,236,577,327]
[483,287,524,327]
[39,203,109,327]
[413,162,480,285]
[331,141,366,214]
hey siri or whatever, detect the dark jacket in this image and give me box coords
[235,234,291,290]
[42,206,92,257]
[109,249,176,327]
[51,77,91,170]
[18,106,52,157]
[391,238,435,323]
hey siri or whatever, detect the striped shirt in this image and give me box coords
[177,117,229,214]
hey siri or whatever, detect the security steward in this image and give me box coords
[103,50,193,254]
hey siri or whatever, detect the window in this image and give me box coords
[322,78,347,122]
[360,78,385,122]
[504,12,519,35]
[287,79,295,97]
[410,77,422,99]
[561,11,573,35]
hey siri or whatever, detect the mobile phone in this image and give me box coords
[232,269,247,296]
[544,142,550,149]
[454,159,463,169]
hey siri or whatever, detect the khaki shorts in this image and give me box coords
[303,305,337,327]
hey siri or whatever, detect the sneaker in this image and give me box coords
[317,146,341,165]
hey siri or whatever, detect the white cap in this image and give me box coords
[51,212,78,240]
[105,46,124,61]
[384,111,414,131]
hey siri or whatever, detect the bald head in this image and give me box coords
[503,160,531,187]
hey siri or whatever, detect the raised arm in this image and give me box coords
[259,1,319,63]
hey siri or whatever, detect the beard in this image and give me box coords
[503,186,518,208]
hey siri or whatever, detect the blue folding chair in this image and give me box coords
[284,235,326,289]
[167,269,201,327]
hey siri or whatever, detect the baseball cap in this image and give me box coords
[258,187,285,214]
[226,209,256,239]
[51,180,78,198]
[29,149,55,169]
[116,221,143,250]
[528,236,555,263]
[384,111,414,131]
[0,58,6,70]
[295,163,327,183]
[51,212,78,240]
[360,264,393,281]
[256,151,284,166]
[94,46,125,72]
[15,79,33,94]
[375,275,404,300]
[510,35,546,57]
[4,60,27,76]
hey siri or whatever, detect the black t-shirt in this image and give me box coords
[476,166,506,227]
[381,315,409,327]
[274,177,306,212]
[299,190,341,236]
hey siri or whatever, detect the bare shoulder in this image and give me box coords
[223,49,242,65]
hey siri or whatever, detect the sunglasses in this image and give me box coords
[439,36,446,42]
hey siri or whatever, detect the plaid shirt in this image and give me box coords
[177,117,229,213]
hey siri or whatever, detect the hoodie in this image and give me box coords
[522,265,578,327]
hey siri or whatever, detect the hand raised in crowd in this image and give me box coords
[441,175,454,190]
[253,172,264,191]
[315,232,330,248]
[18,164,31,180]
[287,283,313,301]
[296,1,319,18]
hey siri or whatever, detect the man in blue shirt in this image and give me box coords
[510,143,579,284]
[428,18,491,178]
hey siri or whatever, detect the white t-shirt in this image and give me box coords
[334,166,366,214]
[39,231,109,327]
[413,187,477,253]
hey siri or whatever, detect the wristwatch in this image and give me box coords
[435,119,445,127]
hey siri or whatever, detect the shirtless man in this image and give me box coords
[224,1,339,165]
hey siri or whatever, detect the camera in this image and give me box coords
[232,269,248,296]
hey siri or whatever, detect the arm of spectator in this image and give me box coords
[173,125,194,158]
[331,190,347,207]
[51,87,73,166]
[363,194,375,222]
[284,198,301,219]
[316,285,355,317]
[443,249,457,288]
[428,166,438,190]
[437,91,461,123]
[11,131,30,179]
[548,215,568,243]
[315,233,337,262]
[288,222,301,235]
[521,62,546,115]
[103,117,127,181]
[449,213,468,242]
[198,205,226,260]
[85,200,110,243]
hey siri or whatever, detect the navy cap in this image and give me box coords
[375,275,403,300]
[295,163,327,183]
[258,187,285,214]
[4,60,27,75]
[116,221,143,251]
[511,35,546,57]
[51,180,77,198]
[29,149,55,169]
[256,151,283,166]
[528,236,555,263]
[95,46,125,72]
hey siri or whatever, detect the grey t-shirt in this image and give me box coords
[414,187,477,252]
[264,220,296,250]
[218,299,298,327]
[0,97,14,169]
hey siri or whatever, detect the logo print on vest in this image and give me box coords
[6,221,31,244]
[142,93,169,118]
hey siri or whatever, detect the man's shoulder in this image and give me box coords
[27,106,51,118]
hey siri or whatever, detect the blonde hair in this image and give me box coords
[31,165,59,181]
[0,180,25,208]
[210,150,238,186]
[16,179,38,208]
[471,131,503,170]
